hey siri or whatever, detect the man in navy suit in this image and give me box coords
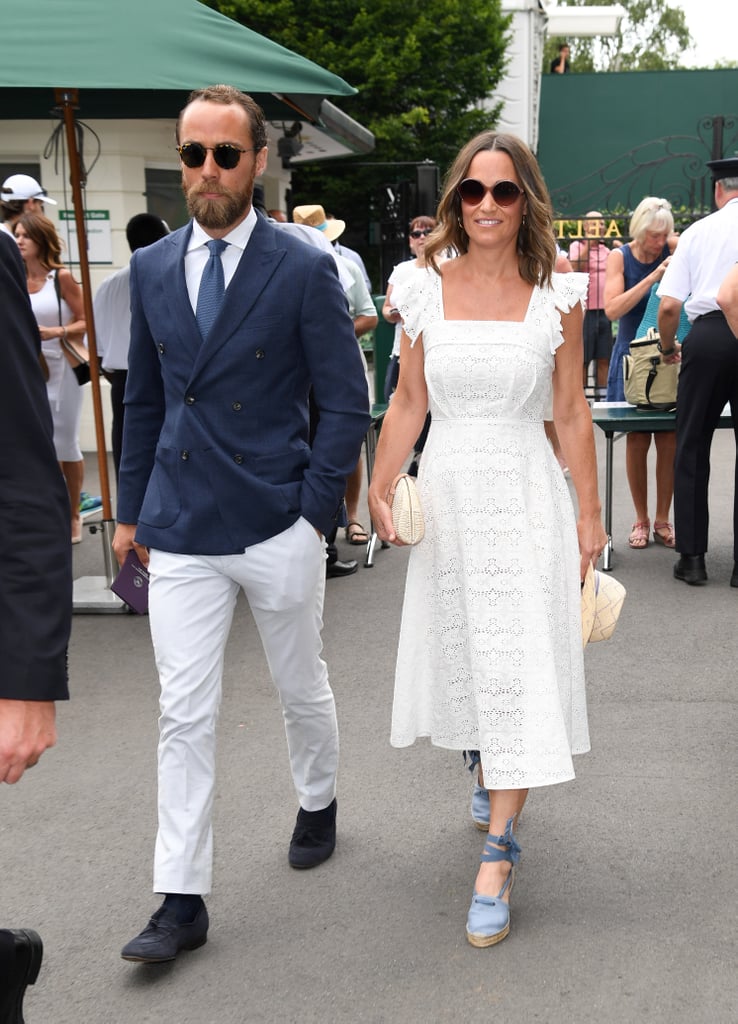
[114,86,370,963]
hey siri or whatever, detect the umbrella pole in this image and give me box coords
[54,88,125,612]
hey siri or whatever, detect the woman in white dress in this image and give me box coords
[381,215,437,401]
[367,131,607,948]
[15,213,87,543]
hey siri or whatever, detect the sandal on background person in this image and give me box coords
[628,519,650,549]
[653,521,676,547]
[345,521,369,545]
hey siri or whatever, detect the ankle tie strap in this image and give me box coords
[480,816,521,866]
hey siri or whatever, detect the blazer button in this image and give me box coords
[185,395,195,405]
[255,348,265,359]
[158,344,165,355]
[233,454,244,464]
[181,450,190,461]
[232,401,242,411]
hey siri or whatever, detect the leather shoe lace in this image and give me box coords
[121,903,208,963]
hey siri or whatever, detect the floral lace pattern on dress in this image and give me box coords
[389,270,590,790]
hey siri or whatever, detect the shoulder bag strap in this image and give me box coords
[53,267,63,324]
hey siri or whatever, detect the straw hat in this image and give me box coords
[292,204,345,242]
[581,564,626,646]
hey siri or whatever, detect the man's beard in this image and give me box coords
[184,178,253,230]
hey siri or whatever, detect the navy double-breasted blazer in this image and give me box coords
[117,215,371,554]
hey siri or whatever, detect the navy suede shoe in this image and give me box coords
[121,902,208,963]
[289,798,337,869]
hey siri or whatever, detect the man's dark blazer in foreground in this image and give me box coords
[0,231,71,701]
[117,214,371,549]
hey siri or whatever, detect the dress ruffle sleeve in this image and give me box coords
[391,266,442,347]
[552,271,588,312]
[549,272,589,354]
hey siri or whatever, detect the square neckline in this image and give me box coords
[438,271,536,325]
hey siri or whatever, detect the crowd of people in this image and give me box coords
[2,81,738,1012]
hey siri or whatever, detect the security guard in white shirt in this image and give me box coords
[657,156,738,586]
[92,213,169,480]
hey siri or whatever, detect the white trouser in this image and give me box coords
[148,517,337,896]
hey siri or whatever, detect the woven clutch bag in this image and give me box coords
[388,473,425,545]
[581,564,626,646]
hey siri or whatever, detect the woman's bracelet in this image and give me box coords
[61,327,67,342]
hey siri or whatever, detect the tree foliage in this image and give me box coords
[203,0,510,170]
[200,1,512,282]
[544,0,693,73]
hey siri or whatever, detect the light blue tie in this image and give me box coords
[196,238,229,339]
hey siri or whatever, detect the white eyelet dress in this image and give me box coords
[390,269,590,790]
[30,273,83,462]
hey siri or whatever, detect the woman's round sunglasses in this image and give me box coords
[409,228,433,239]
[456,178,525,207]
[177,142,258,170]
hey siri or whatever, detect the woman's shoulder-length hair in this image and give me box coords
[424,130,557,288]
[17,212,64,271]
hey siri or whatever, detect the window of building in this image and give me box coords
[144,168,188,230]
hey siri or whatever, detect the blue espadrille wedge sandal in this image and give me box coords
[465,816,521,948]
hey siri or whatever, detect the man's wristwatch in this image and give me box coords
[657,340,676,356]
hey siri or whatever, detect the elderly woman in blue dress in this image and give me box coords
[604,197,678,549]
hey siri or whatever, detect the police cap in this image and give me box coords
[706,156,738,183]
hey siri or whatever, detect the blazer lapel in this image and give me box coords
[160,225,202,361]
[189,217,286,377]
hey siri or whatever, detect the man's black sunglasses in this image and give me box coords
[177,142,258,170]
[409,228,433,239]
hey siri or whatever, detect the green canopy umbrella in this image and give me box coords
[0,0,357,608]
[1,0,355,121]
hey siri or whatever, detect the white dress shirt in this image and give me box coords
[658,196,738,321]
[92,264,132,370]
[185,206,258,312]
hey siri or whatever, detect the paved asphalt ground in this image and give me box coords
[3,424,737,1023]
